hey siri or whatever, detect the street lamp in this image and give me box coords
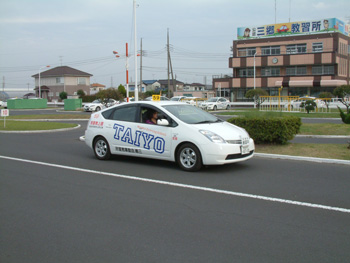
[38,65,50,98]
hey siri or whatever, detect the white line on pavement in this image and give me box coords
[1,154,350,214]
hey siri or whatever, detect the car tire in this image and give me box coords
[176,143,202,172]
[94,136,111,160]
[95,106,101,112]
[213,105,217,111]
[226,105,230,110]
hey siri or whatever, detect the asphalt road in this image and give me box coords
[1,119,350,262]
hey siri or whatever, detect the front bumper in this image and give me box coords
[200,138,255,165]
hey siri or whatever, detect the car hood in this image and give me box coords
[194,121,250,140]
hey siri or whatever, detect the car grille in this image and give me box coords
[226,137,249,145]
[226,150,254,160]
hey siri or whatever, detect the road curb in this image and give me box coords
[0,124,81,134]
[295,135,350,139]
[255,153,350,166]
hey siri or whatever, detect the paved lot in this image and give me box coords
[1,121,350,262]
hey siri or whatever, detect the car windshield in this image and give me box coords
[163,104,222,124]
[92,100,101,103]
[207,98,218,102]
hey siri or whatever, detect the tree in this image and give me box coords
[117,84,126,97]
[59,91,67,101]
[77,89,85,98]
[333,85,350,113]
[245,88,268,107]
[300,100,316,114]
[95,88,123,106]
[318,92,334,110]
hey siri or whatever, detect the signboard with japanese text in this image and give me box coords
[237,18,350,39]
[1,109,9,117]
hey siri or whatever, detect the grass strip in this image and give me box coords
[0,120,77,131]
[256,143,350,160]
[6,114,90,120]
[300,123,350,135]
[220,109,341,118]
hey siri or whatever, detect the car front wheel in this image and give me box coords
[94,137,111,160]
[213,105,217,111]
[176,143,202,172]
[95,106,101,111]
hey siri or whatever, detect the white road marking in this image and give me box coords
[1,154,350,214]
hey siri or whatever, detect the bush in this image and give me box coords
[81,95,97,102]
[227,116,301,145]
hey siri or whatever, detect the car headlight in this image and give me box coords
[199,130,226,143]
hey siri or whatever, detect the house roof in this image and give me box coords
[91,83,105,87]
[186,83,205,86]
[31,66,93,78]
[143,80,159,85]
[157,79,184,85]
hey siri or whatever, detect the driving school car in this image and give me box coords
[84,101,254,172]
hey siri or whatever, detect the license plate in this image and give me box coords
[241,145,249,155]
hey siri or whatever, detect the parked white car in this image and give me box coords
[84,99,118,112]
[288,97,325,109]
[200,97,230,111]
[84,100,105,112]
[170,96,186,102]
[84,101,254,172]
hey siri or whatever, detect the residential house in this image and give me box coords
[32,66,93,101]
[90,83,106,95]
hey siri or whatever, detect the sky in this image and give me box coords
[0,0,349,93]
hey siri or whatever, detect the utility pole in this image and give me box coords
[133,0,138,101]
[167,29,176,96]
[140,38,143,94]
[167,28,170,97]
[2,76,4,92]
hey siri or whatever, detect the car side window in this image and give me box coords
[103,105,137,122]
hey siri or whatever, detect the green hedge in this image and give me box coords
[227,116,301,145]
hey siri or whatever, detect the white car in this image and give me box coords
[200,97,230,111]
[84,100,105,112]
[84,101,254,172]
[170,96,186,102]
[145,96,169,101]
[288,97,325,109]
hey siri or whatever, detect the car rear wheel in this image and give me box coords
[94,137,111,160]
[176,143,202,172]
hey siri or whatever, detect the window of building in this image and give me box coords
[286,44,307,54]
[286,66,307,76]
[312,42,323,52]
[238,48,256,57]
[238,68,254,77]
[56,77,64,84]
[261,67,280,76]
[77,77,86,85]
[261,46,280,55]
[312,65,334,75]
